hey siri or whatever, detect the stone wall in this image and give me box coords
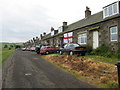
[72,17,119,51]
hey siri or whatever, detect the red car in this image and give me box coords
[30,47,35,52]
[40,46,60,55]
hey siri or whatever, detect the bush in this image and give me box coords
[86,45,93,54]
[103,52,112,58]
[15,45,21,49]
[86,45,92,54]
[90,44,113,58]
[9,48,11,50]
[4,45,8,48]
[116,48,120,59]
[95,44,109,54]
[10,45,13,48]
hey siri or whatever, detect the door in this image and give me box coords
[93,31,99,49]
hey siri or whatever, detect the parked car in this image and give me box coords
[35,44,46,54]
[60,43,87,56]
[21,48,26,51]
[26,48,30,51]
[40,46,60,55]
[30,47,35,52]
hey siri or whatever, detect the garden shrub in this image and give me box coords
[9,48,11,50]
[117,48,120,59]
[90,44,113,58]
[87,44,119,59]
[85,45,93,54]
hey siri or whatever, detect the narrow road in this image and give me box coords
[2,50,95,88]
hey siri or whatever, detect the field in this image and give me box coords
[43,54,118,88]
[0,43,16,66]
[1,49,15,64]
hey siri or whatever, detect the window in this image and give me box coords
[103,2,119,18]
[63,32,73,43]
[51,31,54,36]
[110,26,118,41]
[41,46,45,49]
[73,44,80,47]
[58,26,63,33]
[64,44,68,48]
[50,40,53,45]
[78,33,87,44]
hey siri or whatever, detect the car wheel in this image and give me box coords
[59,51,63,55]
[36,51,40,54]
[45,51,49,55]
[69,51,74,55]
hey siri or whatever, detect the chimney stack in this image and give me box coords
[63,22,67,26]
[39,34,42,40]
[51,27,54,32]
[33,37,35,42]
[85,6,91,18]
[43,32,46,36]
[40,34,42,37]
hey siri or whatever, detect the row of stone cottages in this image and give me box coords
[24,1,120,52]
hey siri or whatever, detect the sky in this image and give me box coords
[0,0,117,43]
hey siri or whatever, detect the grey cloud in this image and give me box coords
[2,5,57,42]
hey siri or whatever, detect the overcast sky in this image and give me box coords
[1,0,117,43]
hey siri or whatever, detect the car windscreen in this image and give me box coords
[73,44,80,47]
[41,46,46,49]
[47,47,55,48]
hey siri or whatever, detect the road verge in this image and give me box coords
[42,54,118,88]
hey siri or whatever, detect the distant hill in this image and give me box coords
[0,42,23,48]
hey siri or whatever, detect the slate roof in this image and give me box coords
[42,10,120,40]
[65,11,103,32]
[65,11,120,33]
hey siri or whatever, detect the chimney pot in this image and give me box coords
[40,34,42,37]
[43,32,46,36]
[85,6,91,18]
[63,22,67,26]
[51,27,54,32]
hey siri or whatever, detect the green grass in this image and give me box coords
[82,55,119,63]
[0,48,15,65]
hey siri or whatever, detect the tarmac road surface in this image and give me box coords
[2,50,95,88]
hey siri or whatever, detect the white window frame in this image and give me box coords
[63,32,73,44]
[58,26,63,33]
[110,26,118,42]
[51,31,54,36]
[103,1,119,18]
[78,33,87,45]
[50,40,53,46]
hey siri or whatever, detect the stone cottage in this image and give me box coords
[27,1,120,51]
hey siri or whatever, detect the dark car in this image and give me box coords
[35,44,46,54]
[59,43,87,56]
[40,46,60,55]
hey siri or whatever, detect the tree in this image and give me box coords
[10,45,13,48]
[15,45,21,49]
[4,44,8,48]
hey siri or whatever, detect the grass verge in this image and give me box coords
[1,49,15,65]
[42,54,118,88]
[83,55,118,63]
